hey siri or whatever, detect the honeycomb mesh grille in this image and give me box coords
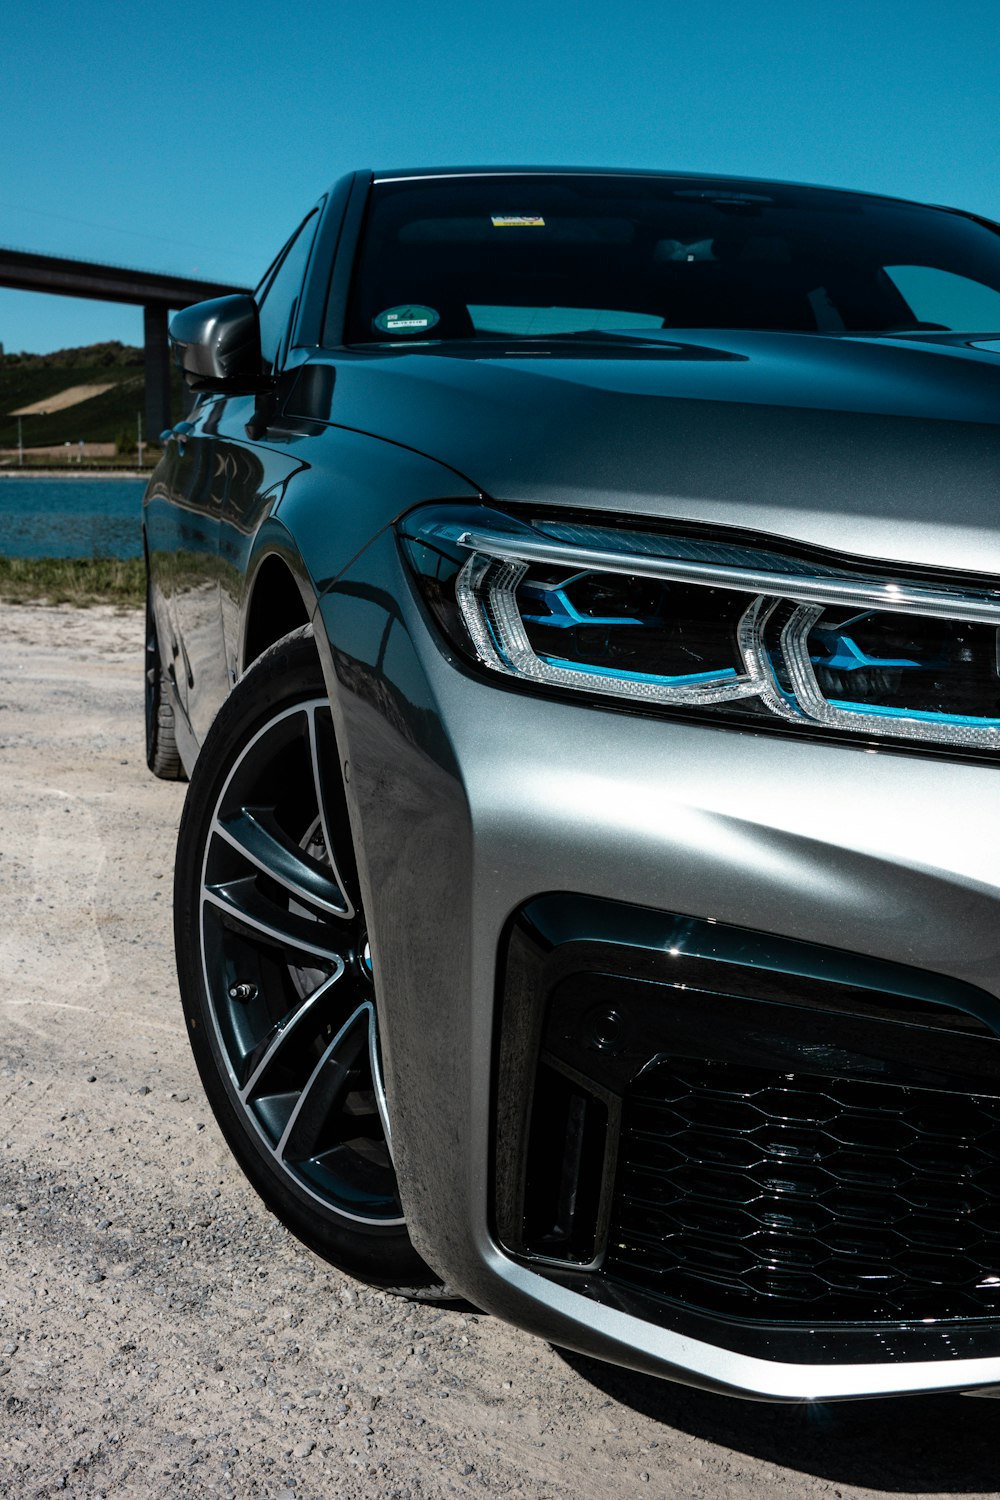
[605,1058,1000,1322]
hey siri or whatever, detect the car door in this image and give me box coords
[152,208,323,743]
[146,399,227,731]
[216,208,322,683]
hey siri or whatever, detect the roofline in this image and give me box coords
[364,165,984,223]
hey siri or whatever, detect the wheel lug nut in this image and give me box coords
[229,982,258,1002]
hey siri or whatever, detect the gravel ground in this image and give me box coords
[1,601,999,1500]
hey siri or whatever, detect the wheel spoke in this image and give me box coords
[238,967,345,1100]
[277,1002,372,1163]
[306,704,358,919]
[213,807,350,917]
[203,878,346,963]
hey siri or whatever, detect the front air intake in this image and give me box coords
[606,1057,1000,1323]
[494,895,1000,1359]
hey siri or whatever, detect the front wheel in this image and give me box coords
[173,627,433,1286]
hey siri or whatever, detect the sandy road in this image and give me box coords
[0,600,998,1500]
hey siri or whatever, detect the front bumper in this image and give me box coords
[315,528,1000,1400]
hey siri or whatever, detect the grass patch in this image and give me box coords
[0,555,145,607]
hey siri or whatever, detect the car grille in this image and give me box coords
[496,896,1000,1353]
[605,1057,1000,1322]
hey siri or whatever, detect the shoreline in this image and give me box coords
[0,467,149,480]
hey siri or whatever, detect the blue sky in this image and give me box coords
[2,0,998,352]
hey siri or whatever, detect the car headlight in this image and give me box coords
[399,505,1000,756]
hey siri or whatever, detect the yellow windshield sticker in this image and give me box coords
[491,215,546,228]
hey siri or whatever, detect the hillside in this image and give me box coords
[0,343,183,449]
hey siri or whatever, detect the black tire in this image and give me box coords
[145,583,185,781]
[173,626,434,1288]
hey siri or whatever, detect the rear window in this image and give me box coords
[343,174,1000,344]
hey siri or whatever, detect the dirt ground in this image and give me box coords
[2,601,1000,1500]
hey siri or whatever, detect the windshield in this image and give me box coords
[343,174,1000,344]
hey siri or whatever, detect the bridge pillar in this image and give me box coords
[143,304,172,439]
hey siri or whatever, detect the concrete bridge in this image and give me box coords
[0,247,248,437]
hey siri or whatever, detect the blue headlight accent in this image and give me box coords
[540,656,739,688]
[810,629,921,673]
[829,699,1000,728]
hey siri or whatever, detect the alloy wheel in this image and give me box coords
[198,696,404,1226]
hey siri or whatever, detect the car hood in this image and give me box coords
[296,331,1000,575]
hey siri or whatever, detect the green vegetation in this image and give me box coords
[0,341,183,451]
[0,555,145,607]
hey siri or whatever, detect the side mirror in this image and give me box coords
[169,294,270,394]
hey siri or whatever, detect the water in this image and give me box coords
[0,477,147,559]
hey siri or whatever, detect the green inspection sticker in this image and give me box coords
[373,304,440,335]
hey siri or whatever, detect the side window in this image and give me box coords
[883,265,1000,332]
[257,209,320,372]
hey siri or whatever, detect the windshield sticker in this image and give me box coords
[491,215,546,228]
[373,305,440,335]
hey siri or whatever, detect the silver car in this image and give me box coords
[145,167,1000,1400]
